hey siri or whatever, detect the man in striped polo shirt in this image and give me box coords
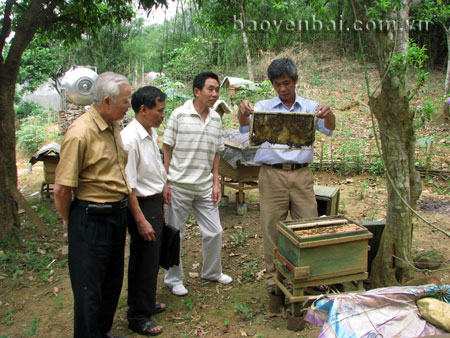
[162,72,232,296]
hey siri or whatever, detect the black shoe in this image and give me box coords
[152,301,166,315]
[128,320,163,336]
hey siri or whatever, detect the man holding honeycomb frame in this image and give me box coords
[238,57,336,292]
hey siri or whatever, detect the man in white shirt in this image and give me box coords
[121,86,167,336]
[162,72,232,296]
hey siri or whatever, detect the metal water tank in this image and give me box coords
[61,67,98,105]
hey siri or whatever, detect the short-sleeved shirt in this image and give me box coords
[55,106,131,202]
[163,99,224,195]
[239,94,333,165]
[121,118,167,197]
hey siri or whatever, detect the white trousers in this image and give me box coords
[164,188,223,286]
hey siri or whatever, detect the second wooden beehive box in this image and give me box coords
[276,215,372,281]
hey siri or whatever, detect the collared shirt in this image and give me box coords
[239,94,333,165]
[121,119,167,197]
[163,99,224,194]
[55,106,131,202]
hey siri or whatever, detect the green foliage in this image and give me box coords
[232,230,247,246]
[15,101,45,120]
[367,0,404,20]
[22,316,39,337]
[17,42,64,95]
[16,116,47,156]
[0,223,62,283]
[1,309,14,326]
[234,303,253,320]
[413,97,438,128]
[243,260,259,282]
[232,80,273,103]
[183,298,194,310]
[357,182,369,200]
[165,37,215,81]
[38,202,59,228]
[391,40,429,95]
[338,139,366,175]
[416,136,434,148]
[65,19,150,75]
[54,296,65,309]
[369,157,385,177]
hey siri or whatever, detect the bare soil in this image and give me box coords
[1,165,449,338]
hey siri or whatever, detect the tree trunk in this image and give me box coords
[239,0,254,81]
[0,0,52,240]
[369,87,420,286]
[349,0,421,286]
[443,27,450,121]
[0,76,20,240]
[241,30,254,81]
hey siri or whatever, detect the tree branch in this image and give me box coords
[5,0,61,79]
[0,0,16,62]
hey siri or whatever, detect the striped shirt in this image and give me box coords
[163,99,224,194]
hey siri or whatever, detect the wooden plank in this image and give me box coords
[275,262,368,289]
[7,178,50,235]
[220,181,259,191]
[287,219,348,229]
[276,223,303,249]
[223,139,245,150]
[274,249,310,280]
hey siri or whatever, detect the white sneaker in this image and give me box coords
[217,273,233,285]
[168,283,188,296]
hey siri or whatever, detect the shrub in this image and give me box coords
[15,101,45,119]
[16,116,46,156]
[165,37,214,81]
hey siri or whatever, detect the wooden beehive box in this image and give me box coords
[314,185,340,216]
[276,216,372,281]
[250,111,316,149]
[43,156,59,184]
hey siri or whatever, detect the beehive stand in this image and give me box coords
[41,157,59,199]
[271,216,372,330]
[219,158,260,215]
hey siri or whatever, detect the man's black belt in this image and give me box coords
[138,193,163,200]
[74,197,129,209]
[264,163,308,171]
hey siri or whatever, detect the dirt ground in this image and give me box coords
[1,163,449,338]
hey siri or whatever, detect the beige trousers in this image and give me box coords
[258,165,318,284]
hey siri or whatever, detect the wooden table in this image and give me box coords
[219,158,260,215]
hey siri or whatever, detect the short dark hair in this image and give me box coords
[267,58,297,82]
[131,86,166,114]
[192,72,219,95]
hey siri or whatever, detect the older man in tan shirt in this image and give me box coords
[54,72,131,338]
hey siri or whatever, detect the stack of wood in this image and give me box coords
[58,104,86,134]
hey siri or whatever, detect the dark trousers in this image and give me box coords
[68,201,127,338]
[127,195,164,324]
